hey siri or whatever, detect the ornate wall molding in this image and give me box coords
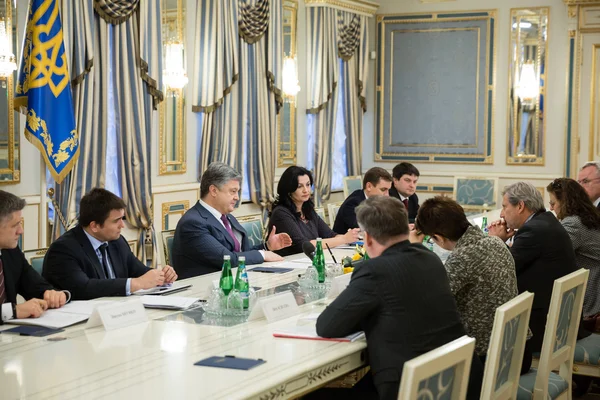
[305,0,379,17]
[563,0,600,5]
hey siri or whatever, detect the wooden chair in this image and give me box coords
[517,268,589,400]
[314,207,326,223]
[453,176,499,214]
[237,214,264,247]
[398,336,476,400]
[23,248,48,275]
[327,202,343,227]
[343,175,363,198]
[481,292,534,399]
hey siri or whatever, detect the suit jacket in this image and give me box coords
[42,225,151,300]
[511,211,579,351]
[389,187,419,223]
[333,189,365,234]
[316,241,483,399]
[0,247,54,324]
[172,201,265,279]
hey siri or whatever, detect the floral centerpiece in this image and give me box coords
[341,244,368,274]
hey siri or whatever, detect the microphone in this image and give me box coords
[302,241,315,261]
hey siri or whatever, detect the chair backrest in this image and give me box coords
[237,214,264,247]
[481,292,534,400]
[160,230,175,265]
[534,268,589,398]
[398,336,476,400]
[343,175,363,198]
[23,248,48,275]
[453,177,499,208]
[327,202,343,227]
[315,207,326,223]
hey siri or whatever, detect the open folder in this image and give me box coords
[273,325,365,342]
[7,300,115,329]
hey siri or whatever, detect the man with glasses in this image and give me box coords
[578,162,600,209]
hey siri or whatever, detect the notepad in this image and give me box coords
[273,325,365,342]
[194,356,266,370]
[140,295,202,310]
[2,325,64,337]
[8,300,115,329]
[133,284,192,295]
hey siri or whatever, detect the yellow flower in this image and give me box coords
[351,253,362,261]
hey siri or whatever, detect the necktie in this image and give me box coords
[221,214,241,252]
[99,243,113,279]
[402,198,409,210]
[0,257,6,304]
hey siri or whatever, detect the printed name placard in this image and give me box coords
[328,273,352,299]
[248,291,299,323]
[86,300,148,331]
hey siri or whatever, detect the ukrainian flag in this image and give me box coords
[14,0,78,183]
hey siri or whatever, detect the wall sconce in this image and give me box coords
[0,18,16,77]
[162,41,188,90]
[282,54,300,102]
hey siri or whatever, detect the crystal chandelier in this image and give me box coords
[282,54,300,102]
[0,19,16,77]
[516,61,539,100]
[162,42,188,90]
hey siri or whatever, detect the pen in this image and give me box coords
[325,243,338,264]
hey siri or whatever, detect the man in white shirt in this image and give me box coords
[0,190,67,324]
[578,161,600,209]
[172,162,292,278]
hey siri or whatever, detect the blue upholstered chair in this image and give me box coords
[160,230,175,265]
[315,207,326,223]
[481,292,534,399]
[342,175,362,198]
[398,336,475,400]
[453,176,498,213]
[23,248,48,275]
[237,214,264,248]
[327,202,343,227]
[517,268,589,400]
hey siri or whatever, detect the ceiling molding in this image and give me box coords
[305,0,379,17]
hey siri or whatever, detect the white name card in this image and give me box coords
[86,300,148,331]
[328,273,352,299]
[248,291,299,323]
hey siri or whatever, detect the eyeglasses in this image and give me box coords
[577,177,600,186]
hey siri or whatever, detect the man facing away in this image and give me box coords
[333,167,392,234]
[388,162,420,223]
[43,188,178,300]
[316,196,483,400]
[578,161,600,209]
[172,162,292,279]
[0,190,68,324]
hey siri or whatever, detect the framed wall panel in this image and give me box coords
[375,10,497,164]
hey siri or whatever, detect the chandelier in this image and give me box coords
[516,60,539,101]
[162,42,188,90]
[0,19,16,77]
[281,54,300,102]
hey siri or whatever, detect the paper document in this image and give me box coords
[133,284,192,295]
[8,300,116,329]
[273,325,365,342]
[140,295,202,310]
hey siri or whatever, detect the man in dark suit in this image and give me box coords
[0,191,67,324]
[172,162,292,279]
[388,162,420,223]
[489,182,581,352]
[43,188,178,300]
[578,162,600,209]
[333,167,392,234]
[316,196,483,400]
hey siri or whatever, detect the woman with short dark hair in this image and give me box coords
[547,178,600,318]
[268,166,359,256]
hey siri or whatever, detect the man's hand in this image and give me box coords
[43,290,67,309]
[162,265,178,283]
[266,226,292,251]
[343,228,360,243]
[16,298,48,319]
[263,251,284,262]
[488,219,515,242]
[131,269,165,292]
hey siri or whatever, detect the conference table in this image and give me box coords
[0,248,369,400]
[0,209,501,400]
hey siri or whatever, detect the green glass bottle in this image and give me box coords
[481,216,489,235]
[234,256,250,309]
[363,251,370,260]
[219,255,233,296]
[314,238,326,283]
[422,235,434,251]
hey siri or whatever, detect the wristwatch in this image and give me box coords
[11,303,16,319]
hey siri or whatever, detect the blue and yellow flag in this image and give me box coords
[14,0,78,183]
